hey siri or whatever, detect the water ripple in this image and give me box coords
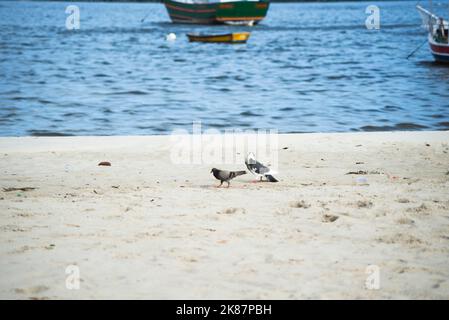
[0,1,448,136]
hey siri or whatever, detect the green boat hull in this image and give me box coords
[163,0,270,25]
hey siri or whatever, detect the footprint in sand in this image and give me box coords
[15,285,49,296]
[406,203,429,215]
[10,245,34,254]
[356,200,373,209]
[217,208,245,215]
[1,225,30,232]
[290,200,311,209]
[376,233,425,247]
[322,214,339,223]
[396,217,415,225]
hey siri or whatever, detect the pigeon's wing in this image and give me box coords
[245,161,259,175]
[246,153,267,176]
[219,170,232,181]
[254,160,271,175]
[214,170,231,181]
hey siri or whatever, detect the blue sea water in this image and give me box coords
[0,0,448,136]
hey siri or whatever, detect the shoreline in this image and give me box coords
[1,131,448,299]
[1,130,448,150]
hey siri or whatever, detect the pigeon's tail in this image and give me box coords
[230,170,247,179]
[265,174,278,182]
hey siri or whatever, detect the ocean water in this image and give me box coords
[0,0,448,136]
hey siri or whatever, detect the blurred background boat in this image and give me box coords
[163,0,270,25]
[187,31,250,43]
[2,1,449,136]
[417,2,449,62]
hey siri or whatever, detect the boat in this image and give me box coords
[163,0,270,26]
[187,32,250,43]
[417,3,449,63]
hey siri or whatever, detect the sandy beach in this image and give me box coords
[0,131,448,299]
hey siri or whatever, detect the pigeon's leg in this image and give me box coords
[226,181,230,188]
[260,176,263,182]
[216,181,223,188]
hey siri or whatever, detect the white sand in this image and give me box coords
[0,131,448,299]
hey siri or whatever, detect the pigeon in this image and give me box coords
[245,152,278,182]
[210,168,246,188]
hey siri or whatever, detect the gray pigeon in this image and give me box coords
[245,152,278,182]
[210,168,246,188]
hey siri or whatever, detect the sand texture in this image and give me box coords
[0,131,448,299]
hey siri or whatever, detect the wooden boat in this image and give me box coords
[163,0,270,26]
[428,32,449,62]
[417,4,449,63]
[187,32,250,43]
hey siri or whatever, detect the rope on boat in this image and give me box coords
[406,38,429,59]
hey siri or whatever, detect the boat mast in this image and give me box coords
[429,0,437,36]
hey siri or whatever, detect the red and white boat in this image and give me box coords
[417,4,449,62]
